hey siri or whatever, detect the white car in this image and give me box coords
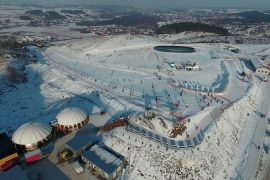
[72,161,84,174]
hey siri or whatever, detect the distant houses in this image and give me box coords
[21,35,51,43]
[20,35,51,47]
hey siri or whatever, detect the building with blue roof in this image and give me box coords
[65,134,97,158]
[81,144,125,180]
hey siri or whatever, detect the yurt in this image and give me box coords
[56,107,88,132]
[12,122,52,151]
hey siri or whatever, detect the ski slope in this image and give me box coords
[0,34,269,180]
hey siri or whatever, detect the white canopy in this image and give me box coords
[12,122,52,145]
[56,107,87,126]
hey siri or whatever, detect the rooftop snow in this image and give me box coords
[82,144,124,174]
[249,57,264,70]
[66,134,97,152]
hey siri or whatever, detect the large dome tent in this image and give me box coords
[56,107,88,132]
[12,122,52,151]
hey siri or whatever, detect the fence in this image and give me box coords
[127,123,204,149]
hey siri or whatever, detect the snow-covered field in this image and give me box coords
[0,34,270,180]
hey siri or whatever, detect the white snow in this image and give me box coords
[1,34,270,180]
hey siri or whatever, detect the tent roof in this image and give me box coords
[56,107,87,126]
[12,122,52,145]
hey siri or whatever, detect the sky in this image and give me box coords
[0,0,269,9]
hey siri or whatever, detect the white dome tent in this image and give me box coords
[12,122,52,151]
[56,107,88,132]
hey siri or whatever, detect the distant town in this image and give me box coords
[0,5,270,45]
[0,3,270,180]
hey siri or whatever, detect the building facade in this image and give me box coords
[82,144,125,180]
[184,62,200,71]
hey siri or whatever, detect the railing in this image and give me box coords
[102,119,127,132]
[127,123,204,149]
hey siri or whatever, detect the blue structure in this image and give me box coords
[127,123,204,149]
[66,135,97,158]
[81,144,125,180]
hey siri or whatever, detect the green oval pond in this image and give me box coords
[154,46,195,53]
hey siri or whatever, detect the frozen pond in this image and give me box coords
[154,46,195,53]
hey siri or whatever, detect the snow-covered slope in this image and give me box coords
[0,34,269,180]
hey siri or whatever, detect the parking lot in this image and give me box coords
[21,114,108,180]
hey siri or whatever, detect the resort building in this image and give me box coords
[82,144,125,180]
[183,62,200,71]
[66,135,96,158]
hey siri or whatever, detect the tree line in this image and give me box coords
[156,22,230,36]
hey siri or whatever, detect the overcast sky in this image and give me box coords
[1,0,269,9]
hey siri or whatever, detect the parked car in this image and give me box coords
[72,161,83,174]
[58,149,72,160]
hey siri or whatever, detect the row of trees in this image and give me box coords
[76,14,160,27]
[0,37,25,83]
[0,37,23,54]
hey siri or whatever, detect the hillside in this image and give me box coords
[76,14,160,27]
[235,11,270,23]
[26,10,66,20]
[156,22,230,36]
